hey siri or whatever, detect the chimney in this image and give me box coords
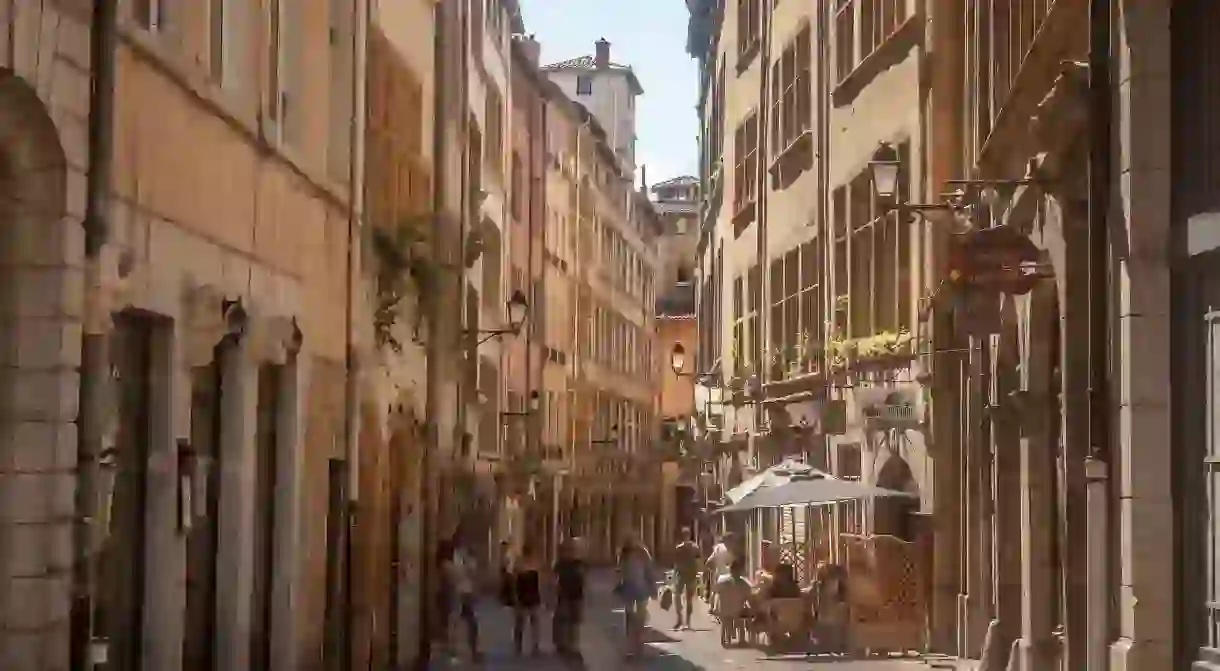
[517,34,541,67]
[595,38,611,69]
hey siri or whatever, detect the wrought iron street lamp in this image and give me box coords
[868,143,961,223]
[869,142,1040,231]
[467,290,530,346]
[670,342,693,377]
[869,142,902,201]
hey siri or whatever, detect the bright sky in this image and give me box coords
[518,0,699,185]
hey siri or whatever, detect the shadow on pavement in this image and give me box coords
[640,626,680,645]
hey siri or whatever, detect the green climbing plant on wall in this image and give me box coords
[370,215,438,353]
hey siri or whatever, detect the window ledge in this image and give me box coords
[732,200,757,236]
[768,130,814,190]
[736,40,761,75]
[831,16,920,108]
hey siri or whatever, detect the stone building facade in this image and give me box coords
[541,38,642,176]
[651,175,699,554]
[0,1,371,669]
[538,84,662,562]
[351,0,437,666]
[928,3,1173,669]
[686,0,932,575]
[688,0,1179,669]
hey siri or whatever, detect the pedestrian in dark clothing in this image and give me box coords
[434,540,456,648]
[513,545,544,655]
[499,541,516,607]
[441,533,482,661]
[552,537,587,659]
[672,527,701,630]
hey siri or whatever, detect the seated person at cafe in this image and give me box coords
[764,562,803,600]
[715,559,754,646]
[812,562,849,653]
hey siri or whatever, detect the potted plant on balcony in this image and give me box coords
[827,337,853,373]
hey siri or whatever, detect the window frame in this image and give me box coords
[133,0,169,33]
[576,75,593,96]
[769,25,813,160]
[834,0,913,85]
[732,112,760,215]
[736,0,762,66]
[485,83,505,180]
[835,141,912,341]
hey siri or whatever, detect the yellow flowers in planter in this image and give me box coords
[827,329,915,372]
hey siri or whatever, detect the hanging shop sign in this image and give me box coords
[947,224,1053,296]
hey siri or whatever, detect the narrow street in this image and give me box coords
[435,573,934,670]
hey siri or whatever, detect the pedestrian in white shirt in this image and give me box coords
[706,532,736,615]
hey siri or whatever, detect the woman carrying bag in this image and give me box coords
[616,536,658,659]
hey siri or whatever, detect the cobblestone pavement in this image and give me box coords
[432,572,944,670]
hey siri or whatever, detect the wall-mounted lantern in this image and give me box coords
[466,290,530,346]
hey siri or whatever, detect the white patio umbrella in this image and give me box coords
[718,472,916,513]
[724,457,826,503]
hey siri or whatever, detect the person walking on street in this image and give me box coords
[671,527,700,630]
[499,541,516,609]
[706,532,734,616]
[552,537,587,660]
[442,532,482,662]
[512,545,544,655]
[434,539,456,653]
[616,536,658,659]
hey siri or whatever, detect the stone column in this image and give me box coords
[930,311,963,653]
[1109,2,1174,668]
[961,336,989,656]
[140,321,188,670]
[214,334,258,671]
[271,345,308,670]
[1017,286,1058,670]
[991,316,1024,669]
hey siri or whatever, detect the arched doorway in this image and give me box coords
[874,453,918,541]
[0,69,73,663]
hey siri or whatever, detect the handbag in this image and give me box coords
[659,586,673,611]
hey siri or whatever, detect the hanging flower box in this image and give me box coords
[827,330,916,373]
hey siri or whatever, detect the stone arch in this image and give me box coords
[0,70,67,229]
[0,69,72,664]
[874,453,918,541]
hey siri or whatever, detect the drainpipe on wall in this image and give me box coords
[523,87,535,560]
[454,0,471,540]
[815,0,836,566]
[744,0,773,578]
[71,1,118,669]
[1085,0,1113,666]
[341,0,369,668]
